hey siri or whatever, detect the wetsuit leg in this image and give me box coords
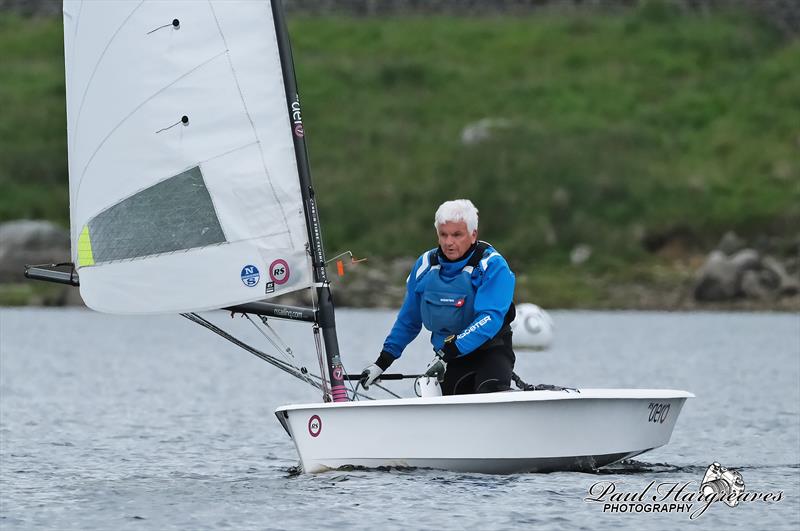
[441,334,516,395]
[440,356,476,396]
[474,335,516,393]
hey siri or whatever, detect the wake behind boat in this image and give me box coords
[25,0,692,475]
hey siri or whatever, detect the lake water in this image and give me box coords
[1,308,798,530]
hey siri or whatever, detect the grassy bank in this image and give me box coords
[1,4,798,307]
[0,14,68,223]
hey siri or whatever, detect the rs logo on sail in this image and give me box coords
[269,259,291,285]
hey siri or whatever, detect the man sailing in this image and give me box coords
[360,199,517,395]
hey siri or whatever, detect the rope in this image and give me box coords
[312,325,331,401]
[512,371,580,393]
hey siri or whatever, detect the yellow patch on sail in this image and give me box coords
[77,225,95,266]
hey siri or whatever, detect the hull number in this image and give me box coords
[647,402,670,424]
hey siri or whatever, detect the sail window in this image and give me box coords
[84,166,226,264]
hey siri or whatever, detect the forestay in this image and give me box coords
[63,0,312,314]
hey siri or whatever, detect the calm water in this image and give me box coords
[1,308,798,530]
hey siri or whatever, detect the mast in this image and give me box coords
[271,0,348,402]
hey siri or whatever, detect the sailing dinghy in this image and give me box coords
[27,0,692,474]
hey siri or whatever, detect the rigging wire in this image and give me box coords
[312,324,331,401]
[344,370,361,400]
[242,313,317,390]
[337,359,361,401]
[257,316,294,357]
[182,312,381,401]
[373,382,401,399]
[349,372,400,400]
[306,277,334,400]
[244,314,292,359]
[181,312,321,392]
[305,271,363,401]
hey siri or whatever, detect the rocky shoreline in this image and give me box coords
[1,220,797,311]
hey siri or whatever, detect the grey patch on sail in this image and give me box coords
[88,166,226,263]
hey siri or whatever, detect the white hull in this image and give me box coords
[275,389,692,474]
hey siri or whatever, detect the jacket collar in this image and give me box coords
[436,242,478,264]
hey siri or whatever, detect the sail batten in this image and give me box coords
[64,0,313,314]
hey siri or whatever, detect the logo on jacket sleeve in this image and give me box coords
[457,315,492,339]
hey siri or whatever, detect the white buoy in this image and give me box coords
[511,303,554,350]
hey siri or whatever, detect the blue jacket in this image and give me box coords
[382,243,515,360]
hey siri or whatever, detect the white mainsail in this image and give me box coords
[62,0,312,314]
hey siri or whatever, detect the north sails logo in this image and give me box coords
[240,265,260,287]
[457,315,491,339]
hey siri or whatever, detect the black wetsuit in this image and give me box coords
[441,307,516,395]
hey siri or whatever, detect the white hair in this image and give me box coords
[434,199,479,233]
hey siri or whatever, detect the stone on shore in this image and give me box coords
[0,220,70,283]
[694,236,799,302]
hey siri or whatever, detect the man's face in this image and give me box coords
[437,221,477,261]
